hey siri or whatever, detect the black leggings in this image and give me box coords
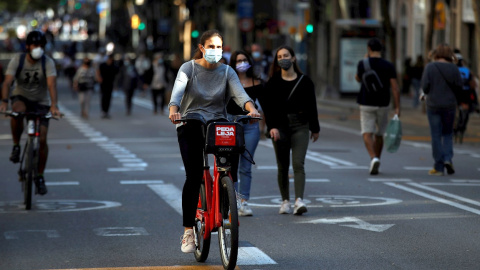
[177,122,205,227]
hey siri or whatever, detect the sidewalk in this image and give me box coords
[317,94,480,146]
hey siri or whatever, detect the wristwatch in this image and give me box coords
[1,98,8,103]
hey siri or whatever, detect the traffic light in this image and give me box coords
[306,24,314,34]
[138,22,146,31]
[131,14,140,29]
[191,30,199,38]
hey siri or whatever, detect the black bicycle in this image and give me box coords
[2,111,61,210]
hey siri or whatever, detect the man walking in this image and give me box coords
[355,38,400,175]
[97,54,118,118]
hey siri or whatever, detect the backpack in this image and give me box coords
[15,53,46,80]
[362,58,383,92]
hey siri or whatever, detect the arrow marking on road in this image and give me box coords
[299,217,394,232]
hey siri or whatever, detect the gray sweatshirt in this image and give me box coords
[168,60,252,124]
[421,62,462,109]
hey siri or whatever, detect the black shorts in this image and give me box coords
[10,95,50,128]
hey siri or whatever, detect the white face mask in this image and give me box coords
[202,46,222,64]
[30,47,44,60]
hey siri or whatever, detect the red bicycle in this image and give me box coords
[180,114,260,270]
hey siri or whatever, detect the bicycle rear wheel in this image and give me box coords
[24,139,36,210]
[218,175,239,270]
[194,181,211,262]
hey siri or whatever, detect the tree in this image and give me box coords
[0,0,58,13]
[380,0,396,64]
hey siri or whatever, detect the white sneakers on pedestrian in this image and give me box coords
[369,157,380,175]
[293,198,308,215]
[238,200,253,216]
[279,200,291,214]
[180,229,195,253]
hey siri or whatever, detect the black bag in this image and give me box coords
[205,122,245,154]
[362,58,383,92]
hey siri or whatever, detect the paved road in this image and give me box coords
[1,77,480,270]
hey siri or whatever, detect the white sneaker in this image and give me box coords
[180,229,195,253]
[279,200,291,214]
[369,157,380,175]
[238,201,253,216]
[293,198,307,215]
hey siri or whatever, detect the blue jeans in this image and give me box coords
[411,78,421,108]
[427,107,455,171]
[233,121,260,200]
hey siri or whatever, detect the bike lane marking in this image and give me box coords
[146,183,277,266]
[60,105,147,172]
[384,182,480,216]
[258,140,366,169]
[298,217,394,232]
[50,266,239,269]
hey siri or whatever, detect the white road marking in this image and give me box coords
[114,154,137,159]
[0,200,121,213]
[423,183,480,187]
[289,178,330,183]
[93,227,149,237]
[404,166,432,170]
[368,178,411,182]
[258,140,361,168]
[148,184,183,215]
[0,134,12,140]
[60,106,148,171]
[299,217,394,232]
[145,181,278,265]
[451,179,480,183]
[4,230,60,239]
[47,181,79,186]
[44,168,71,173]
[409,182,480,207]
[384,182,480,216]
[237,247,277,265]
[120,180,164,185]
[330,165,368,169]
[107,167,145,172]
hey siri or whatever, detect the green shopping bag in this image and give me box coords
[385,114,402,153]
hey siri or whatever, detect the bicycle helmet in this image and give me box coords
[26,30,46,46]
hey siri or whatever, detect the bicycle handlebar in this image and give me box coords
[0,111,64,120]
[178,113,262,124]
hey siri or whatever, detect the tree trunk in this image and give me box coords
[380,0,396,64]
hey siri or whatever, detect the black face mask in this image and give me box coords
[84,61,91,67]
[278,59,293,70]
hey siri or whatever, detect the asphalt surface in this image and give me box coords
[1,76,480,270]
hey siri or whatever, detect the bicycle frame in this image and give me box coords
[2,111,60,210]
[196,154,233,240]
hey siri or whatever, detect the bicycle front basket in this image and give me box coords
[205,122,245,154]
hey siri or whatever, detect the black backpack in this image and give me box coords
[15,53,46,80]
[362,58,383,92]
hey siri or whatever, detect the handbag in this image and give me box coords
[384,114,402,153]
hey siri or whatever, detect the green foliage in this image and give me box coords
[0,0,59,13]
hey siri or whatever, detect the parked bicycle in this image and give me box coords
[178,113,260,270]
[1,111,62,210]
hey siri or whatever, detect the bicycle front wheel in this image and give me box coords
[194,181,211,262]
[218,175,239,270]
[24,139,36,210]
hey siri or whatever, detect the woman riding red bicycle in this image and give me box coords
[168,29,260,253]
